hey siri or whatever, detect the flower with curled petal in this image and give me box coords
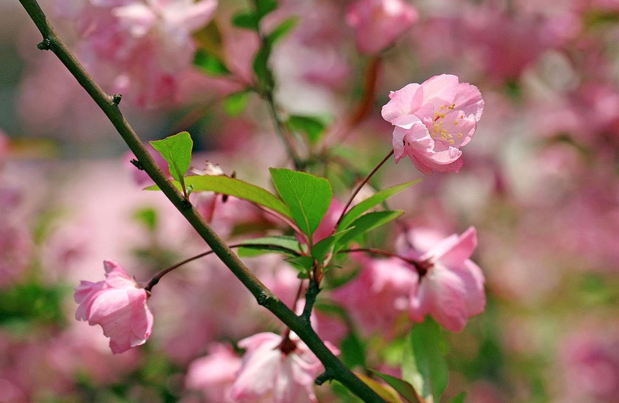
[74,260,153,354]
[382,74,484,175]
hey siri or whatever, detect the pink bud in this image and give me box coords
[74,260,153,354]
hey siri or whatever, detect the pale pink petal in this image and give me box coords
[232,348,280,399]
[112,4,157,37]
[433,227,477,266]
[381,83,422,122]
[420,74,460,106]
[426,266,469,332]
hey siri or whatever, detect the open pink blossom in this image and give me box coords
[403,227,485,332]
[382,74,484,175]
[231,332,329,403]
[74,260,153,354]
[345,0,419,54]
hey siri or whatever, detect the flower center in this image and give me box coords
[429,103,465,145]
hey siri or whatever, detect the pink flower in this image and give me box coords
[403,227,485,332]
[332,256,416,338]
[382,74,484,175]
[345,0,419,54]
[231,332,327,403]
[74,260,153,354]
[67,0,217,107]
[185,343,242,402]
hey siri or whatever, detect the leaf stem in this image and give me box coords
[17,1,386,401]
[335,149,394,229]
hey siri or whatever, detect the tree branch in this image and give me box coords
[17,0,385,401]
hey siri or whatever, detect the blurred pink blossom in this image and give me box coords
[65,0,217,107]
[345,0,418,54]
[561,331,619,403]
[401,226,485,332]
[332,255,415,338]
[231,332,327,403]
[74,260,154,354]
[382,74,484,175]
[185,343,241,402]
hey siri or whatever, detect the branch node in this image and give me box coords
[257,291,271,306]
[37,38,51,50]
[112,93,123,105]
[130,159,144,170]
[315,370,334,386]
[181,198,192,210]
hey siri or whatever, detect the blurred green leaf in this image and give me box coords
[231,11,259,30]
[255,0,277,19]
[149,131,193,186]
[402,318,449,403]
[285,255,315,273]
[253,42,274,91]
[132,207,158,232]
[193,49,230,76]
[268,16,298,43]
[269,168,332,238]
[355,373,405,403]
[146,175,291,219]
[336,210,404,246]
[338,180,421,230]
[371,371,424,403]
[286,115,327,144]
[223,91,249,116]
[340,332,367,369]
[446,392,466,403]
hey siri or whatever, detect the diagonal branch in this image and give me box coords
[16,0,385,401]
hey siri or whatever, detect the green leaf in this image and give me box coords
[286,115,327,144]
[340,332,367,369]
[193,49,230,76]
[146,175,291,219]
[336,210,404,246]
[285,255,315,273]
[446,392,466,403]
[149,131,193,185]
[253,42,274,91]
[132,207,158,232]
[237,235,302,257]
[223,91,249,116]
[268,16,298,43]
[370,371,424,403]
[311,227,354,263]
[402,318,449,403]
[355,373,405,403]
[255,0,277,19]
[231,11,259,30]
[338,180,422,230]
[269,168,332,239]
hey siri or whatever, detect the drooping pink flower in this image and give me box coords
[231,332,328,403]
[345,0,419,54]
[402,226,485,332]
[382,74,484,175]
[74,260,153,354]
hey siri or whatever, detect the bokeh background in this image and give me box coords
[1,0,619,402]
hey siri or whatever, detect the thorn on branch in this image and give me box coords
[112,93,123,105]
[315,370,334,386]
[130,159,144,170]
[37,38,51,50]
